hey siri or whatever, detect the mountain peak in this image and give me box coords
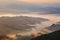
[47,21,60,32]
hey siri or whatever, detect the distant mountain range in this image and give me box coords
[16,21,60,40]
[0,16,49,34]
[47,22,60,32]
[0,16,60,40]
[31,22,60,40]
[30,22,60,37]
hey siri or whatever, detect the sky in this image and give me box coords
[0,0,60,14]
[0,0,60,35]
[0,0,60,24]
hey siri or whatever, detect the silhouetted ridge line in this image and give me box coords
[31,30,60,40]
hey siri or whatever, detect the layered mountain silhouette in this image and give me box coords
[47,22,60,31]
[31,22,60,40]
[15,22,60,40]
[39,22,60,34]
[0,16,49,34]
[0,16,60,40]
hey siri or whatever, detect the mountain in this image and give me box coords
[39,22,60,34]
[28,22,60,38]
[0,16,49,34]
[16,22,60,40]
[46,22,60,32]
[31,30,60,40]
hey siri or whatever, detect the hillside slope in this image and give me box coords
[31,30,60,40]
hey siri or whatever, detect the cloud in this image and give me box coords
[17,0,60,3]
[0,0,15,4]
[0,0,60,14]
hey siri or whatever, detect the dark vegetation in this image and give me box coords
[31,30,60,40]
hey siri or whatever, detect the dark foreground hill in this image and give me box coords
[31,30,60,40]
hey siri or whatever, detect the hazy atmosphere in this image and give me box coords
[0,0,60,40]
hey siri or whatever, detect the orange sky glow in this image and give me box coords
[17,0,60,3]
